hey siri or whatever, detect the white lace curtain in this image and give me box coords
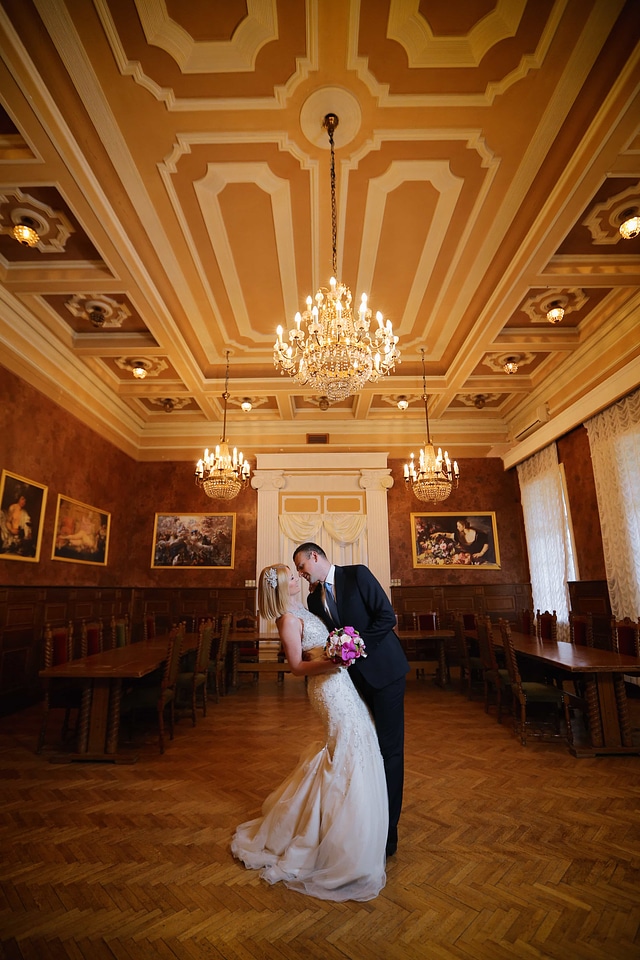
[517,443,571,640]
[279,514,368,604]
[584,388,640,619]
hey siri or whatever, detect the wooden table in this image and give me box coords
[396,629,455,687]
[39,633,198,762]
[501,631,640,757]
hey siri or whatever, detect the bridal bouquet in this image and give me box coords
[325,626,367,666]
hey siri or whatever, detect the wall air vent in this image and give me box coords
[307,434,329,444]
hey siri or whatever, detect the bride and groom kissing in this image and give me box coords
[231,541,409,902]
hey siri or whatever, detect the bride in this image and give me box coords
[231,563,388,902]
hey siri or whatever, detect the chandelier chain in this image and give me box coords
[404,347,459,503]
[273,110,400,402]
[194,350,251,499]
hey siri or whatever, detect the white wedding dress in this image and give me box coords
[231,606,388,902]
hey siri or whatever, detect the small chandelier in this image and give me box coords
[12,217,39,247]
[404,349,459,503]
[195,352,250,500]
[274,113,400,403]
[619,208,640,240]
[503,356,519,374]
[546,300,565,324]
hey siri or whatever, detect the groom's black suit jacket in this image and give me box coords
[308,564,409,690]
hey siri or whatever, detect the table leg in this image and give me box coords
[106,679,122,754]
[584,676,604,748]
[613,674,633,748]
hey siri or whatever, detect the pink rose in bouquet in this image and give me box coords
[325,625,367,666]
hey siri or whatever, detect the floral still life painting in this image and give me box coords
[411,513,500,568]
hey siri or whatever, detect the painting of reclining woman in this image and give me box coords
[52,495,110,566]
[151,513,235,568]
[0,470,48,562]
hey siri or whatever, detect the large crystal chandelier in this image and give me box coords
[195,352,250,500]
[274,113,400,403]
[404,349,459,503]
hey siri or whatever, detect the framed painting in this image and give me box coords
[411,512,501,568]
[151,513,235,568]
[0,470,48,562]
[52,495,111,566]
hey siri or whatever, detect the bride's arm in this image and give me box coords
[277,613,339,678]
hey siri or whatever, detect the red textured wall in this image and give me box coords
[0,365,258,587]
[387,457,530,585]
[2,366,530,588]
[557,425,606,581]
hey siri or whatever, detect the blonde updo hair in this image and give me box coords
[258,563,290,621]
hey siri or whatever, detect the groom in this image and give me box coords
[293,541,409,858]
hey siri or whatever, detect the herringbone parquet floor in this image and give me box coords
[1,671,639,960]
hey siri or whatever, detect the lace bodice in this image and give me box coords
[292,605,330,658]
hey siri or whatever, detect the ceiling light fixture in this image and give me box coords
[131,361,148,380]
[87,305,107,328]
[12,217,39,247]
[619,208,640,240]
[195,352,250,500]
[546,300,565,324]
[397,396,409,411]
[404,349,459,503]
[503,356,519,375]
[274,113,400,403]
[473,394,488,409]
[240,398,252,413]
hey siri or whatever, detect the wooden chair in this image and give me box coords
[453,616,483,699]
[209,615,231,701]
[143,612,157,641]
[520,609,536,636]
[111,614,131,648]
[176,619,215,725]
[411,611,440,678]
[461,612,477,631]
[612,617,640,657]
[37,621,87,753]
[476,616,510,722]
[232,609,259,680]
[120,624,184,754]
[499,621,573,747]
[569,612,594,648]
[81,619,103,656]
[536,609,558,641]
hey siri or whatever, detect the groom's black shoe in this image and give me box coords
[385,843,397,858]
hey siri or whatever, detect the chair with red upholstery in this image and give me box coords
[536,609,558,641]
[612,617,640,657]
[520,609,535,636]
[568,612,593,648]
[81,619,104,656]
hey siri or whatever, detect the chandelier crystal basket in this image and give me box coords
[274,113,400,403]
[404,349,459,503]
[195,352,251,500]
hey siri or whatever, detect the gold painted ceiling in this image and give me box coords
[0,0,638,468]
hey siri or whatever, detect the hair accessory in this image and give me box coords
[265,567,278,588]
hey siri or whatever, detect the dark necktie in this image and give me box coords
[321,581,340,627]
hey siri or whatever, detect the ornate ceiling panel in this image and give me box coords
[0,0,638,467]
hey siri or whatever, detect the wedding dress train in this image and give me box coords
[231,606,388,902]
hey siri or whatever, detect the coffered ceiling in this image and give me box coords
[0,0,638,468]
